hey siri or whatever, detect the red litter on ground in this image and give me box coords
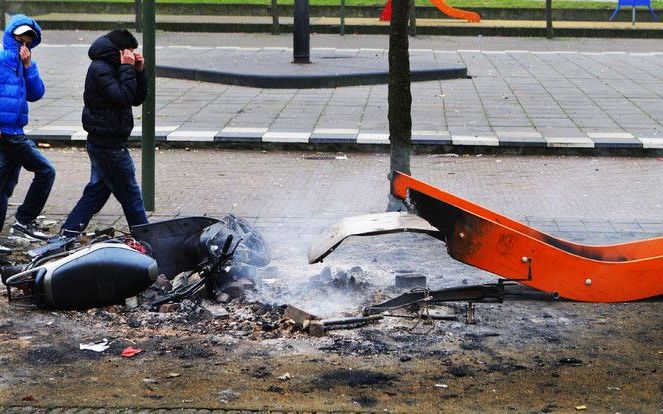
[121,346,143,358]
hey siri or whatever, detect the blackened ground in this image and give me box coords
[0,231,661,412]
[1,151,662,411]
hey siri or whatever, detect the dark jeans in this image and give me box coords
[0,134,56,232]
[61,142,148,234]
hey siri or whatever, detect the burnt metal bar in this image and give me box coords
[324,322,367,331]
[322,315,383,326]
[383,313,458,321]
[363,283,505,315]
[293,0,311,63]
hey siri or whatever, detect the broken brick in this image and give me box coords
[159,303,181,313]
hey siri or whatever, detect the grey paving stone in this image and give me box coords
[498,135,547,147]
[309,128,358,144]
[545,136,595,148]
[269,119,317,130]
[586,132,641,148]
[582,220,617,233]
[262,131,310,143]
[553,219,588,233]
[215,127,266,142]
[539,128,587,139]
[609,221,644,232]
[412,131,451,145]
[531,118,579,128]
[637,221,663,233]
[488,118,533,127]
[526,221,561,233]
[638,137,663,148]
[28,130,75,141]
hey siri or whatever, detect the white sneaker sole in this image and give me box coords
[9,228,45,242]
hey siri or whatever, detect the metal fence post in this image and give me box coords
[408,0,417,37]
[340,0,346,35]
[271,0,280,35]
[293,0,310,63]
[1,0,6,29]
[142,0,156,211]
[135,0,143,33]
[631,6,636,24]
[545,0,553,39]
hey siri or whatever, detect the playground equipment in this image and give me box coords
[309,172,663,303]
[380,0,480,23]
[609,0,658,22]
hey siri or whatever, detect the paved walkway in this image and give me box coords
[5,149,663,253]
[21,32,663,149]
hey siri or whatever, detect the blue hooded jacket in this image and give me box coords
[0,14,45,135]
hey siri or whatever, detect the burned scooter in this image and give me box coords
[3,229,158,310]
[2,214,270,310]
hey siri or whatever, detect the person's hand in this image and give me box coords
[133,52,145,72]
[120,49,135,66]
[19,45,31,69]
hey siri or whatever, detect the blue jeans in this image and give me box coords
[61,142,148,234]
[0,134,56,232]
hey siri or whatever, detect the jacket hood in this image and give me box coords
[88,35,121,66]
[3,14,42,51]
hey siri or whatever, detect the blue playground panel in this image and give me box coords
[610,0,659,21]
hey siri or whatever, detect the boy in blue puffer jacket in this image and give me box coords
[0,15,55,253]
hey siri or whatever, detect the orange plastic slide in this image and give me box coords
[428,0,480,22]
[392,172,663,302]
[379,0,480,23]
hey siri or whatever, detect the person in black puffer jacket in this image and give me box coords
[61,30,148,235]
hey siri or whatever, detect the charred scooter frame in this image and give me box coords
[2,215,270,311]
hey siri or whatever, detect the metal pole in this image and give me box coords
[340,0,346,36]
[632,6,636,25]
[408,0,417,37]
[135,0,143,33]
[1,0,6,29]
[293,0,310,63]
[545,0,553,39]
[271,0,279,35]
[142,0,156,211]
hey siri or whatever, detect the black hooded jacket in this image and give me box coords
[82,35,147,146]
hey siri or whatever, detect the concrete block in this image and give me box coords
[395,273,427,289]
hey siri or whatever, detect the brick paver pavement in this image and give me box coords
[4,149,663,251]
[24,32,663,149]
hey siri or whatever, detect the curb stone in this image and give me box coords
[24,130,662,154]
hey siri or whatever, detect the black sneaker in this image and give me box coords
[11,220,52,241]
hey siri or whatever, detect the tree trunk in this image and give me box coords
[387,0,412,211]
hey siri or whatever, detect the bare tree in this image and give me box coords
[387,0,412,211]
